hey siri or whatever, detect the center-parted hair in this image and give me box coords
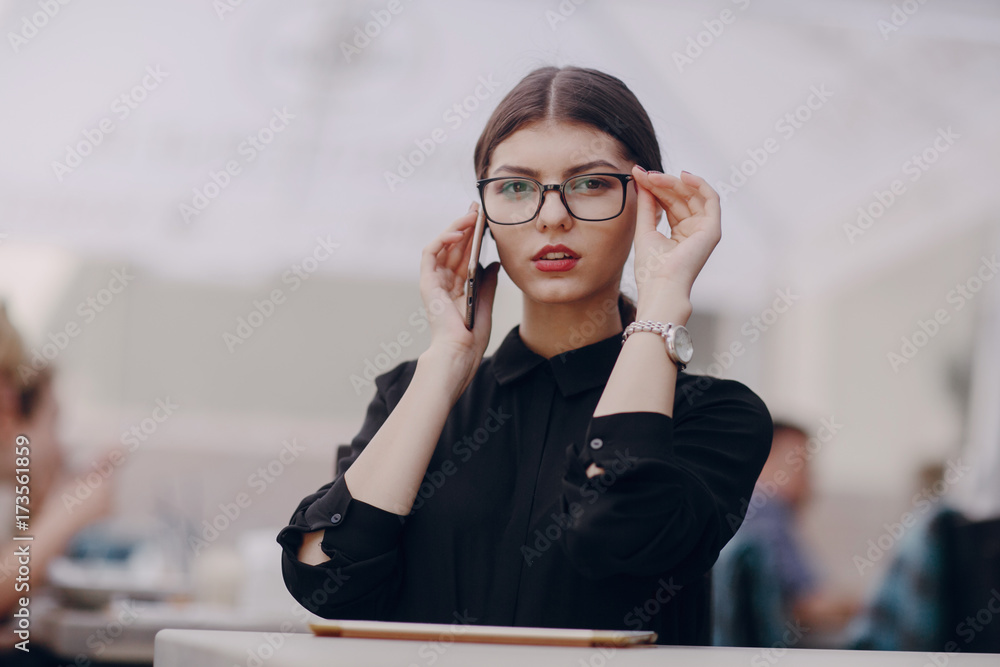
[474,66,663,178]
[473,65,666,326]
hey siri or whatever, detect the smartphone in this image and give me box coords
[464,205,487,330]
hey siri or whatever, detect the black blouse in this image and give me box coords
[276,324,772,645]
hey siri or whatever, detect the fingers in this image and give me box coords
[632,166,692,219]
[634,179,660,238]
[678,170,722,223]
[632,166,719,220]
[420,203,480,281]
[445,215,477,270]
[447,203,480,263]
[420,236,448,281]
[673,171,723,243]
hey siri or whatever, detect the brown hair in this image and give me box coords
[0,302,52,419]
[473,66,665,327]
[0,302,25,391]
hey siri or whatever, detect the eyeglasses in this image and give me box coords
[476,172,634,225]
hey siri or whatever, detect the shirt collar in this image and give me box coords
[490,324,624,397]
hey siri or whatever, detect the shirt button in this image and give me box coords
[330,513,342,525]
[589,438,604,450]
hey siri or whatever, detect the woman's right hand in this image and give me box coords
[418,202,501,395]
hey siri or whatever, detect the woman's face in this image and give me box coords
[484,120,638,310]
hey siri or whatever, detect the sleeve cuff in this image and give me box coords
[299,475,406,562]
[582,411,674,464]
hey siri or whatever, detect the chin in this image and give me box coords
[524,281,594,306]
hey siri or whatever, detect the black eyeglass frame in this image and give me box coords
[475,172,634,225]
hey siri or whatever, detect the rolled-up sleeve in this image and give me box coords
[557,376,772,581]
[276,361,414,619]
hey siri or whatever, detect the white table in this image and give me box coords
[154,629,999,666]
[34,601,311,664]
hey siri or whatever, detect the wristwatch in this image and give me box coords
[621,320,694,371]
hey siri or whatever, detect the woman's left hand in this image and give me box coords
[629,165,722,306]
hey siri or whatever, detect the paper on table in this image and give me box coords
[310,619,657,647]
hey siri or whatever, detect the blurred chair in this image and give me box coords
[847,504,1000,653]
[846,504,958,651]
[947,513,1000,653]
[712,533,788,647]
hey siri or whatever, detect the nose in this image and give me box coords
[534,188,573,231]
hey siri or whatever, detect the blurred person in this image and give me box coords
[845,463,978,652]
[0,303,115,663]
[713,420,859,647]
[277,66,773,645]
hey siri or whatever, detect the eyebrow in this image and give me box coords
[490,159,622,179]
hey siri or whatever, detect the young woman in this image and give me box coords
[277,65,772,645]
[0,304,113,662]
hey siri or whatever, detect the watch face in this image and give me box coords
[673,326,694,363]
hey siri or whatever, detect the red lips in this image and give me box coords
[532,244,579,261]
[532,244,580,273]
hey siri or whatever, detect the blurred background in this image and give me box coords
[0,0,998,663]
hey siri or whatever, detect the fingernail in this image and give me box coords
[648,170,662,174]
[681,170,690,176]
[635,165,647,173]
[468,201,478,213]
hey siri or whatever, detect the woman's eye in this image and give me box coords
[569,177,610,193]
[500,179,535,196]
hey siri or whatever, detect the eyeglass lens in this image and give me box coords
[482,174,625,224]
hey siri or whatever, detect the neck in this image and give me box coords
[518,285,624,359]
